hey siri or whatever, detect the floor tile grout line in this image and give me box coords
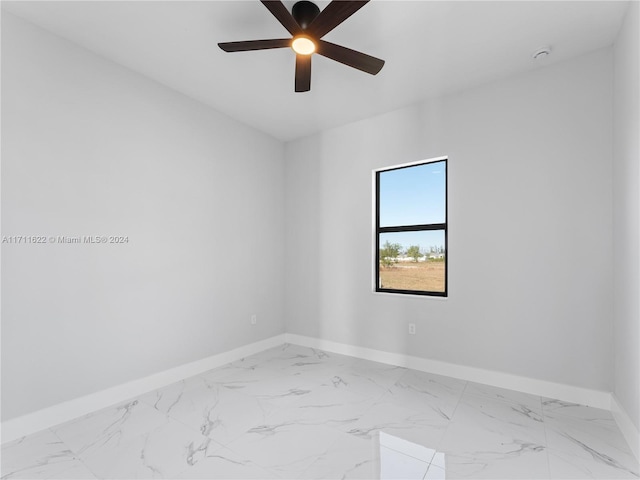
[461,390,544,414]
[425,379,469,459]
[147,386,284,452]
[47,426,104,480]
[540,397,553,480]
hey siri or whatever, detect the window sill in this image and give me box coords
[371,290,449,300]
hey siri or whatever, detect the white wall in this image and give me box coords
[285,49,614,392]
[613,1,639,432]
[1,13,285,421]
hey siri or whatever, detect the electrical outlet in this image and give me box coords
[251,314,257,325]
[408,323,416,335]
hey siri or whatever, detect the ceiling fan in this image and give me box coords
[218,0,385,93]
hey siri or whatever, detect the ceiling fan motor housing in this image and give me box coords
[292,1,320,29]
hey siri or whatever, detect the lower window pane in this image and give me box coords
[378,230,446,293]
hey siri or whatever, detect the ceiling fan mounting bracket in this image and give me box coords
[292,1,320,30]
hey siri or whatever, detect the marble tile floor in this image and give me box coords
[2,344,638,479]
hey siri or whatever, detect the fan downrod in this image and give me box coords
[292,1,320,29]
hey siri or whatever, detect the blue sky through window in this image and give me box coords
[379,161,446,229]
[378,160,446,253]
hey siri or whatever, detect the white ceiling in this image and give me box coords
[2,1,628,141]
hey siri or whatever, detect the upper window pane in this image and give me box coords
[379,161,446,227]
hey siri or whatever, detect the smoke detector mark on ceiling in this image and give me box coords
[532,46,552,60]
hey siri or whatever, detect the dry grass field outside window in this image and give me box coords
[379,260,445,292]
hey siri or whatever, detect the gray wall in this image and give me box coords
[1,13,286,421]
[613,1,639,431]
[285,49,614,392]
[4,6,637,425]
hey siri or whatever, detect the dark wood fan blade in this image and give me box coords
[218,38,291,52]
[295,55,312,92]
[317,40,384,75]
[307,1,369,39]
[261,0,302,36]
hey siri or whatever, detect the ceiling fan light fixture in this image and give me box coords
[292,36,316,55]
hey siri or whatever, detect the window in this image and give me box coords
[375,157,447,296]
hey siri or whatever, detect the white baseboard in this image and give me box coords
[284,333,612,410]
[612,394,640,462]
[1,334,286,444]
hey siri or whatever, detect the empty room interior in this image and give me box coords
[1,0,639,479]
